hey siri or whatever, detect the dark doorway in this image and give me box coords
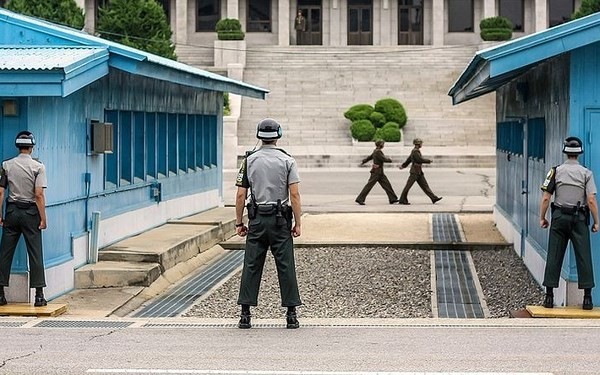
[297,0,322,45]
[348,0,372,45]
[398,0,423,45]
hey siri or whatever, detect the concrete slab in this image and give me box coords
[0,303,67,317]
[527,305,600,318]
[75,261,162,288]
[169,206,238,225]
[51,287,143,317]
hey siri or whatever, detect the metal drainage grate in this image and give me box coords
[33,320,133,328]
[0,321,27,327]
[134,250,244,318]
[432,213,462,242]
[432,213,484,318]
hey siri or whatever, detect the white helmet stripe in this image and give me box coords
[257,130,279,138]
[15,138,34,145]
[564,146,582,153]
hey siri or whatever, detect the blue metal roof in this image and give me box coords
[0,46,109,97]
[0,8,268,99]
[448,12,600,105]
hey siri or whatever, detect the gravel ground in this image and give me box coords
[184,247,432,319]
[472,248,545,317]
[183,246,544,319]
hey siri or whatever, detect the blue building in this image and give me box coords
[449,12,600,306]
[0,8,267,302]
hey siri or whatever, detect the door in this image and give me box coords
[348,0,373,45]
[398,0,423,45]
[297,0,322,45]
[585,108,600,303]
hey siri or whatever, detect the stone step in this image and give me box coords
[74,208,238,289]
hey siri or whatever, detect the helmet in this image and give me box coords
[562,136,583,155]
[15,131,35,148]
[413,138,423,145]
[256,118,282,140]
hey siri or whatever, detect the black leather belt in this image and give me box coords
[551,203,586,215]
[7,201,36,209]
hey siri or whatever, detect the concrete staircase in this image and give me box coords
[236,45,496,167]
[74,208,238,289]
[176,43,214,69]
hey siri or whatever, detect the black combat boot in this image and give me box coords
[0,287,6,306]
[583,289,593,310]
[543,287,554,308]
[286,307,299,329]
[238,305,251,329]
[34,287,47,307]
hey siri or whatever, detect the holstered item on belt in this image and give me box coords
[276,199,285,227]
[246,201,257,220]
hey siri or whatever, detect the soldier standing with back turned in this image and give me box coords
[0,131,48,307]
[540,136,598,310]
[235,118,302,329]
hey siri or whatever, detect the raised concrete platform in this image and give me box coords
[527,305,600,318]
[0,303,67,317]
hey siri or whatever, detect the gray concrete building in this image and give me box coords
[80,0,581,48]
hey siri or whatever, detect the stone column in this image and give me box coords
[279,0,291,45]
[483,0,495,19]
[534,0,547,32]
[175,0,188,44]
[432,0,444,46]
[227,0,240,19]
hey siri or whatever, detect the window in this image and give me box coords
[197,0,221,31]
[247,0,272,32]
[549,0,574,27]
[528,117,545,160]
[448,0,473,32]
[499,0,524,31]
[104,110,218,189]
[496,121,523,155]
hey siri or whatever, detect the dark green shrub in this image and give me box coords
[351,120,376,141]
[572,0,600,19]
[216,18,245,40]
[379,123,401,142]
[6,0,84,29]
[369,111,386,128]
[480,16,513,41]
[97,0,176,60]
[224,92,231,115]
[344,104,374,122]
[374,98,407,128]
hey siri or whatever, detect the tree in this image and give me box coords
[572,0,600,19]
[5,0,84,29]
[97,0,176,60]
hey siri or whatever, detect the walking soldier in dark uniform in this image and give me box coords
[235,118,302,329]
[355,140,399,205]
[540,136,598,310]
[398,138,442,205]
[0,131,48,307]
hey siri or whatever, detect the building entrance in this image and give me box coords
[398,0,423,45]
[348,0,373,45]
[297,0,322,45]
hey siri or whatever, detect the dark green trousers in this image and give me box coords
[0,203,46,288]
[238,212,301,307]
[399,172,438,203]
[543,209,595,289]
[356,168,398,204]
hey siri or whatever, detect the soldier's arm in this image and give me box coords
[361,153,373,165]
[412,150,431,164]
[0,187,4,226]
[587,193,599,232]
[400,154,412,169]
[289,182,301,237]
[378,150,392,163]
[35,187,47,230]
[540,191,552,229]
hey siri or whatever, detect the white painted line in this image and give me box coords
[465,250,491,318]
[429,250,438,318]
[86,370,554,375]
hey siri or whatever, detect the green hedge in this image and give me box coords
[344,104,374,122]
[374,98,407,128]
[481,28,512,41]
[351,120,376,141]
[374,122,401,142]
[480,16,513,41]
[216,18,245,40]
[369,111,386,128]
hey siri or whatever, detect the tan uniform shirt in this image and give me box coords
[0,154,47,203]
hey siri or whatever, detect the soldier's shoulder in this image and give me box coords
[274,148,292,157]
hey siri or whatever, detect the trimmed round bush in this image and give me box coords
[374,98,407,128]
[351,120,376,141]
[369,111,386,128]
[216,18,245,40]
[379,123,402,142]
[344,104,374,122]
[480,16,513,41]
